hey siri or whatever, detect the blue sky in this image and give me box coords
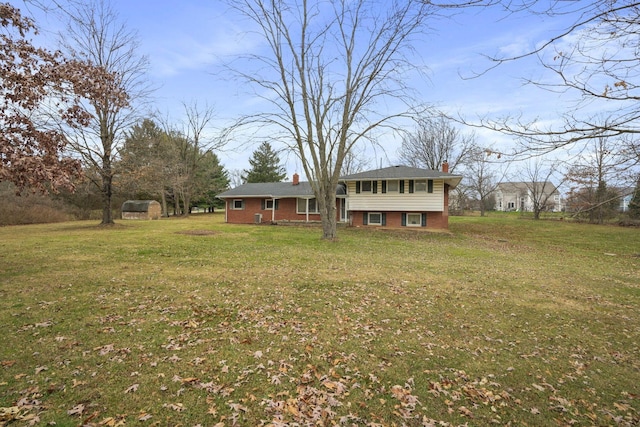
[20,0,581,178]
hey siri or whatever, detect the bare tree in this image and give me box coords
[228,169,244,189]
[469,1,640,159]
[226,0,435,239]
[398,114,476,173]
[565,136,623,223]
[59,0,150,225]
[521,157,564,219]
[340,143,372,177]
[172,102,224,216]
[463,147,505,216]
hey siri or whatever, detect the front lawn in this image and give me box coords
[1,214,638,426]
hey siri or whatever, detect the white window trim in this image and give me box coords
[387,180,399,193]
[296,198,320,214]
[232,199,244,210]
[406,213,422,227]
[265,199,274,210]
[368,212,382,225]
[361,180,373,193]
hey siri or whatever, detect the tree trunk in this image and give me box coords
[183,190,191,217]
[160,189,168,217]
[318,188,337,240]
[101,157,114,225]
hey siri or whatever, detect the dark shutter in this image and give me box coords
[382,213,386,226]
[400,180,405,193]
[275,200,279,210]
[356,182,361,194]
[421,213,427,227]
[428,180,433,193]
[363,212,368,225]
[409,180,414,193]
[401,213,407,226]
[261,200,265,210]
[382,181,387,193]
[373,181,378,194]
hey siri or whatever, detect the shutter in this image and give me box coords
[400,180,405,193]
[373,181,378,194]
[363,212,368,225]
[275,200,279,210]
[409,180,414,193]
[382,181,387,193]
[261,200,265,210]
[356,181,361,194]
[421,213,427,227]
[428,179,433,193]
[382,213,386,226]
[401,213,407,226]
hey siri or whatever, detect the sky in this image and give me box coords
[17,0,585,180]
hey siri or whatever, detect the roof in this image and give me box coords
[121,200,160,212]
[217,181,346,199]
[340,165,463,189]
[497,182,559,195]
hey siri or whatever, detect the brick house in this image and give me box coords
[217,164,462,229]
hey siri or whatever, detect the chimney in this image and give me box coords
[442,161,449,173]
[292,173,299,185]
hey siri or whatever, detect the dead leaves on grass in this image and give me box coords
[5,283,640,427]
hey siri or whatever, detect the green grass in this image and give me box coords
[1,214,639,426]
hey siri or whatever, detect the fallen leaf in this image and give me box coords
[67,403,85,416]
[124,383,139,393]
[138,412,153,421]
[162,403,185,412]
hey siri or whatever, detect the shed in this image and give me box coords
[121,200,162,220]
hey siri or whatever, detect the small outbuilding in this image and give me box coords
[121,200,162,220]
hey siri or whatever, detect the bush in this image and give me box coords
[0,183,78,226]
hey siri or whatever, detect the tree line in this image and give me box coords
[2,0,639,234]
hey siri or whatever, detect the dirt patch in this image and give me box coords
[176,229,218,236]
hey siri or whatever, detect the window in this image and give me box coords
[414,179,427,192]
[361,180,372,192]
[402,212,426,227]
[406,213,422,227]
[386,180,399,192]
[297,198,319,214]
[261,199,279,210]
[368,212,382,225]
[232,199,244,210]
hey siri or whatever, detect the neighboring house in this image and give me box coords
[494,182,562,212]
[217,164,463,230]
[615,187,634,212]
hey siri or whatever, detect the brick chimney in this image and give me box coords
[442,161,449,173]
[292,173,299,185]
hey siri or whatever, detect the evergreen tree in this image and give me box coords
[242,142,287,183]
[629,176,640,219]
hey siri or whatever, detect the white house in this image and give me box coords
[494,182,563,213]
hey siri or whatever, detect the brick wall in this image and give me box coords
[225,198,339,224]
[351,210,448,229]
